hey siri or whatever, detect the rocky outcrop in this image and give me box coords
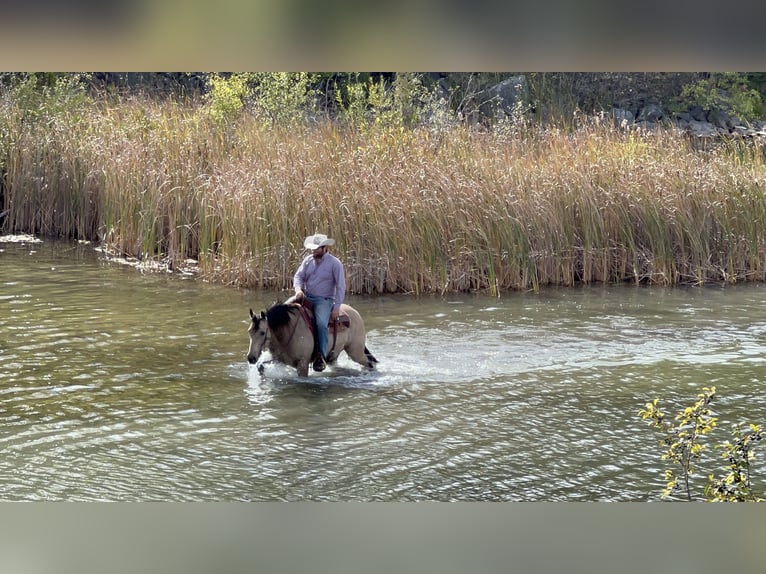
[478,75,528,118]
[611,104,766,140]
[480,76,766,140]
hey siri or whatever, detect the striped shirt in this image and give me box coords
[293,253,346,310]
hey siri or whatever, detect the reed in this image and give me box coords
[2,91,766,294]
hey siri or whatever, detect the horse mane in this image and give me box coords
[265,303,299,331]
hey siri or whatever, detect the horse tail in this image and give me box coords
[364,345,378,368]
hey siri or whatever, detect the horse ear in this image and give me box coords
[249,308,255,319]
[260,310,266,319]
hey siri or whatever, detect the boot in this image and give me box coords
[311,338,325,372]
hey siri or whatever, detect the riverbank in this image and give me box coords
[2,93,766,295]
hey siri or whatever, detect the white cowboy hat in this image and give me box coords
[303,233,336,250]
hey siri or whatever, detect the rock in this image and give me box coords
[635,120,659,131]
[689,106,707,122]
[685,120,719,138]
[637,103,664,122]
[479,75,528,118]
[708,109,733,130]
[612,108,634,126]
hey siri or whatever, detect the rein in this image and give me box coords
[297,305,315,337]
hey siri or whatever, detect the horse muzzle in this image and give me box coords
[247,354,259,364]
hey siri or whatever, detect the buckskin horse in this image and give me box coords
[247,299,378,377]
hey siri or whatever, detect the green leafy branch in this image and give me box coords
[675,72,763,121]
[705,423,763,502]
[640,386,764,501]
[639,386,718,500]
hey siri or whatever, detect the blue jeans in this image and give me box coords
[306,294,333,359]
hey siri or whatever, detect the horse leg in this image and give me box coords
[256,358,275,374]
[345,343,378,370]
[296,360,310,377]
[326,341,339,364]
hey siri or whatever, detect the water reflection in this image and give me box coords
[2,239,766,500]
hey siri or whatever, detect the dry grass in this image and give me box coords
[2,94,766,294]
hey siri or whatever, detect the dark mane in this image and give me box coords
[265,303,298,331]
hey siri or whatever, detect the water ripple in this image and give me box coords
[3,243,766,500]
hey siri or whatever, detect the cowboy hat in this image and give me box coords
[303,233,336,250]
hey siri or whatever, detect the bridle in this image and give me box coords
[250,316,270,356]
[252,306,302,354]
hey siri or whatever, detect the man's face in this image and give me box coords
[312,246,327,260]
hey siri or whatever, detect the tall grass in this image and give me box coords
[2,91,766,294]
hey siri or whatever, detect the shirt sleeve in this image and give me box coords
[333,258,346,309]
[294,257,308,291]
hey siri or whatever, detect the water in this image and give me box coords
[2,238,766,501]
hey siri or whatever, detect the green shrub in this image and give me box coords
[640,387,763,501]
[639,387,718,500]
[204,73,251,127]
[250,72,319,125]
[675,72,763,121]
[4,73,91,125]
[706,423,763,502]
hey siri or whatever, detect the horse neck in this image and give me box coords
[268,310,302,347]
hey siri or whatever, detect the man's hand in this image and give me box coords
[294,289,304,302]
[331,308,340,321]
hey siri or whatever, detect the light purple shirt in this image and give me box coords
[293,253,346,310]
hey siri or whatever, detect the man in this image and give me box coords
[293,233,346,372]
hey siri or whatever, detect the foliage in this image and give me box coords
[0,74,97,240]
[675,72,763,121]
[17,72,764,127]
[639,387,718,500]
[706,423,764,502]
[4,78,766,293]
[204,73,251,127]
[204,72,321,128]
[334,74,400,129]
[389,73,432,128]
[249,72,320,125]
[525,73,704,123]
[3,73,92,124]
[335,76,368,126]
[640,387,764,501]
[332,73,455,132]
[333,75,385,128]
[440,73,511,121]
[745,73,766,107]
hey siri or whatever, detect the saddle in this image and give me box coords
[292,297,350,332]
[288,296,350,367]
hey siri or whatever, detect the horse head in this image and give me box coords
[247,308,269,364]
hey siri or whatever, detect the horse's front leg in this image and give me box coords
[296,360,310,377]
[257,359,273,375]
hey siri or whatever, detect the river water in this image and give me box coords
[2,238,766,501]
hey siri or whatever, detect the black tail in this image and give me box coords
[364,345,378,368]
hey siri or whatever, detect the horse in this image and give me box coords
[247,300,378,377]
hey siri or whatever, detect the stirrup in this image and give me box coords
[312,355,326,372]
